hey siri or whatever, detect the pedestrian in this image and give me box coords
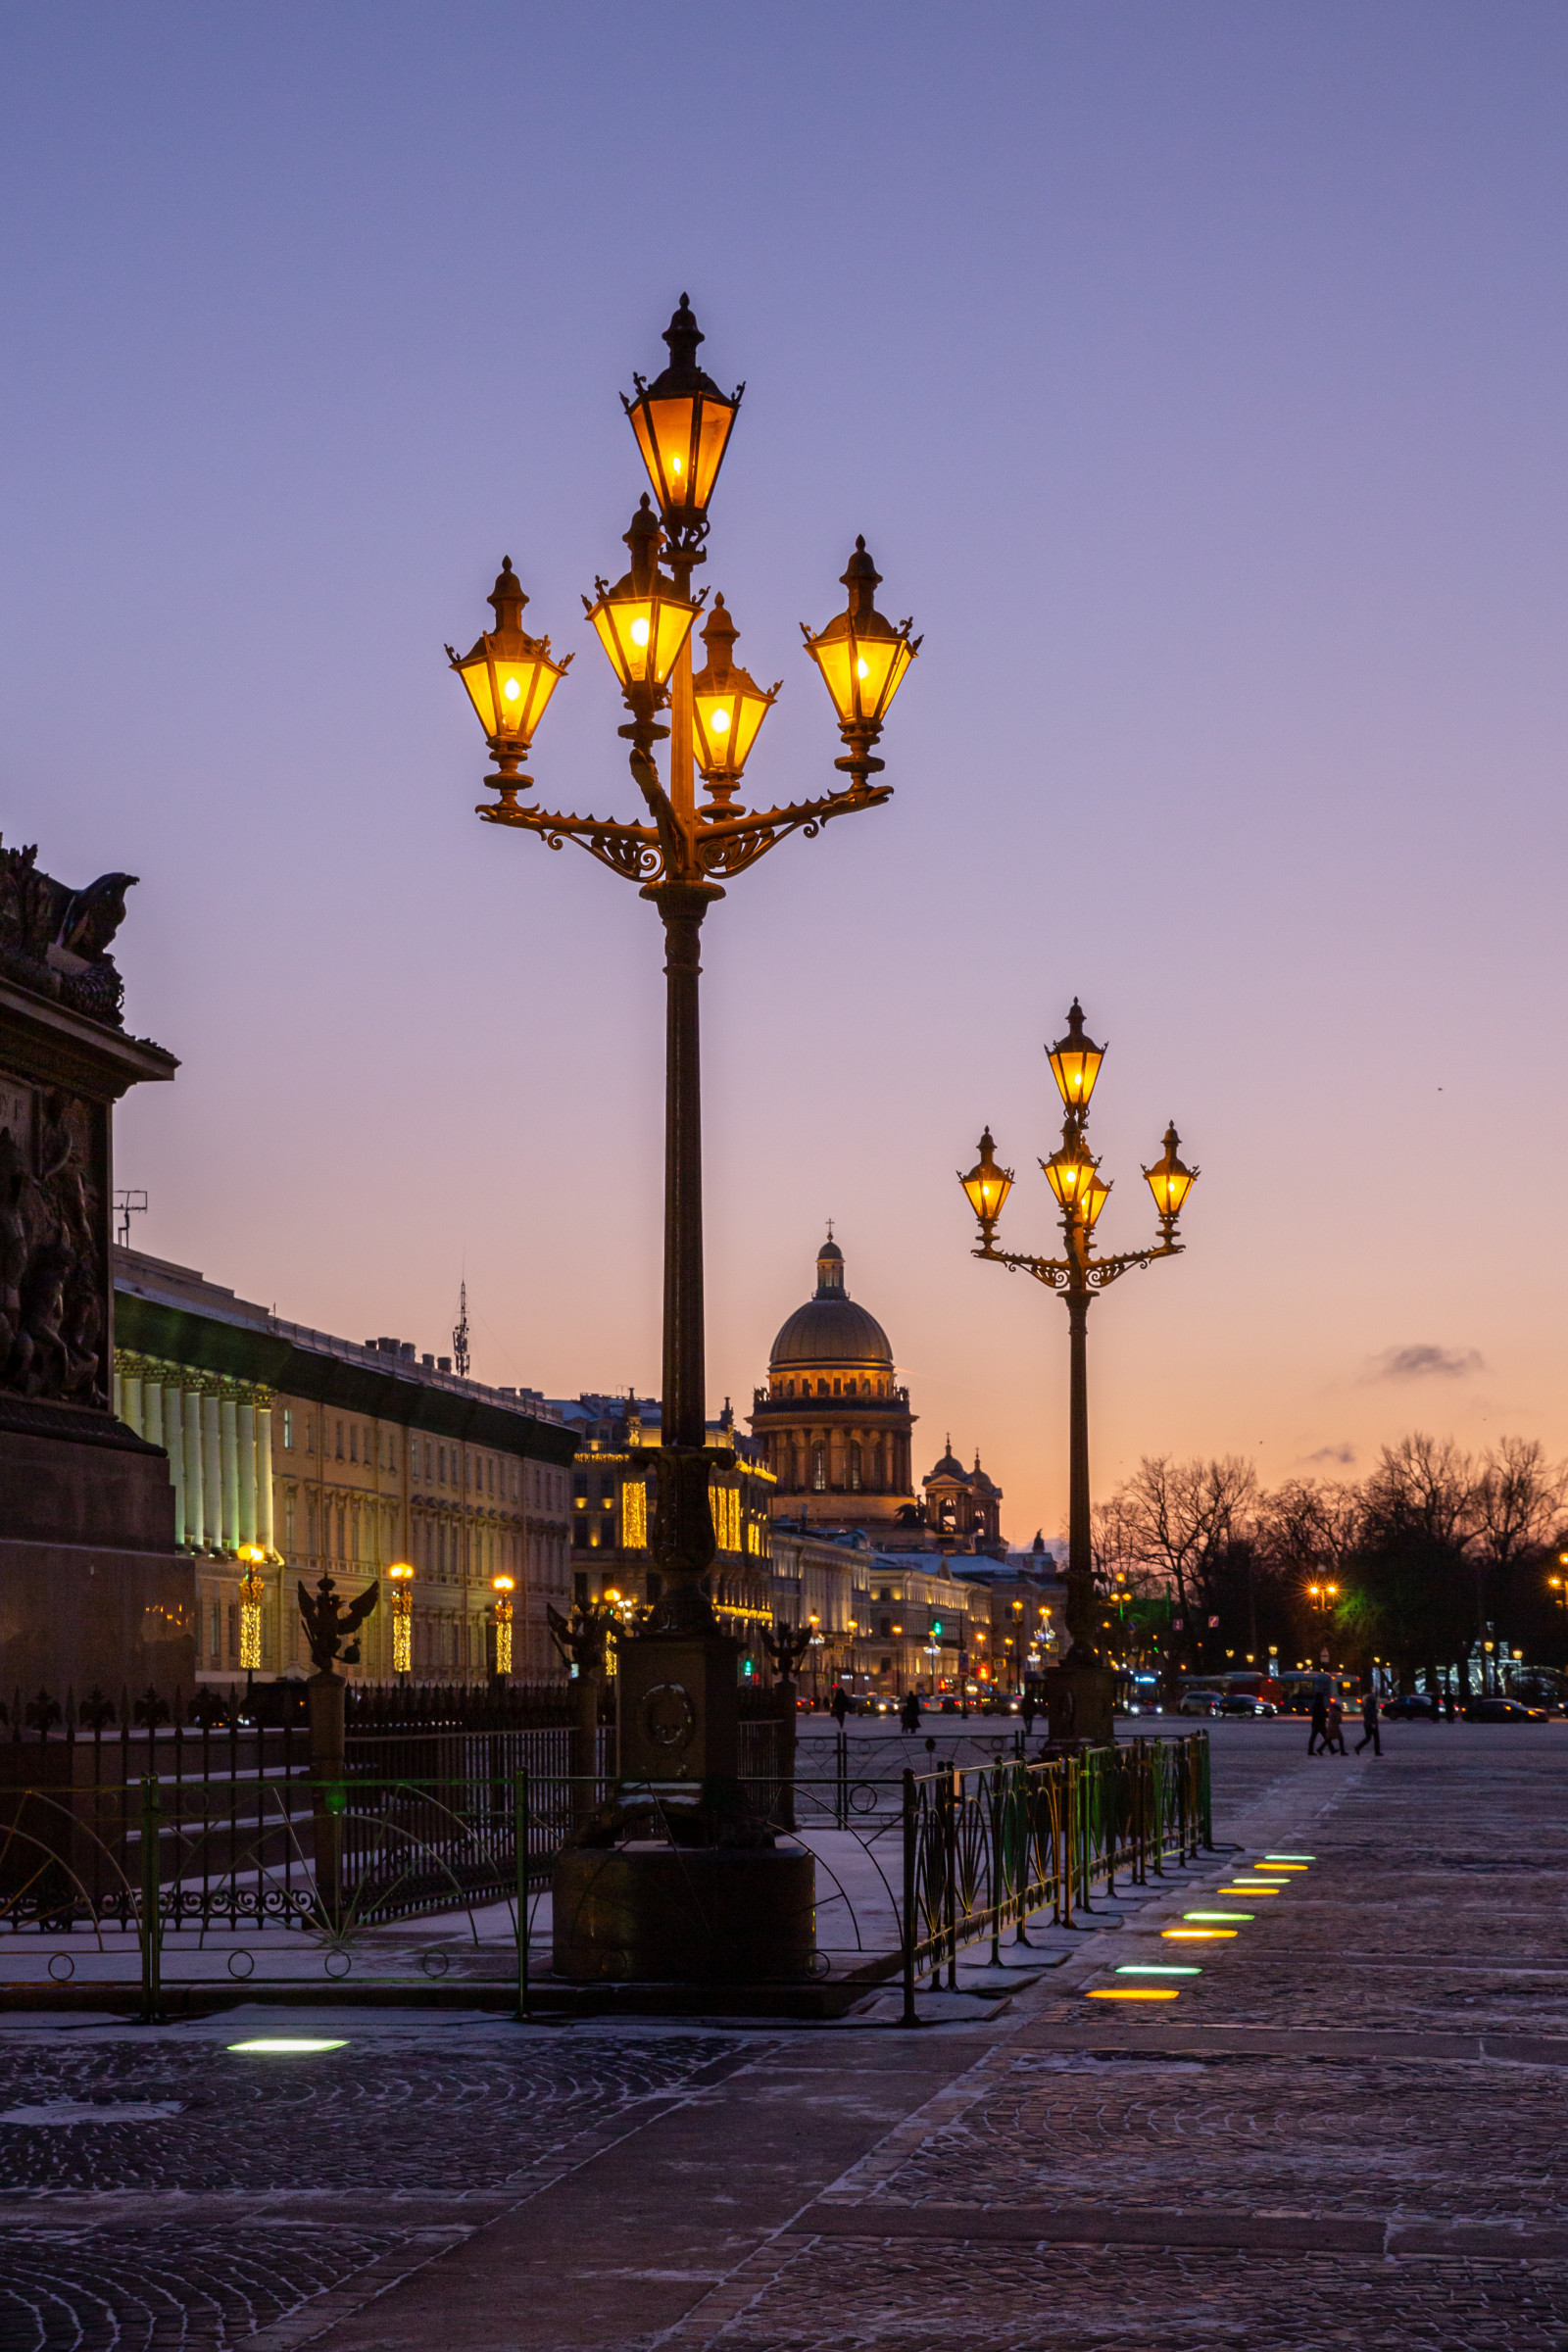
[830,1686,850,1729]
[1445,1690,1457,1723]
[1020,1690,1037,1737]
[901,1690,921,1735]
[1354,1687,1382,1756]
[1307,1690,1328,1755]
[1325,1694,1347,1755]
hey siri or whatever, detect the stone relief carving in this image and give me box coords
[0,838,136,1029]
[0,1080,107,1406]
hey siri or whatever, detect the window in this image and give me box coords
[335,1421,344,1460]
[817,1379,828,1398]
[872,1443,885,1492]
[282,1408,293,1450]
[850,1443,862,1492]
[208,1600,220,1663]
[388,1433,396,1472]
[811,1444,826,1493]
[438,1446,446,1484]
[487,1457,495,1495]
[349,1427,358,1464]
[284,1491,296,1550]
[306,1416,315,1455]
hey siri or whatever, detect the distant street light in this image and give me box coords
[958,1001,1197,1743]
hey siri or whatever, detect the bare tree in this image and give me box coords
[1118,1454,1260,1633]
[1471,1436,1567,1672]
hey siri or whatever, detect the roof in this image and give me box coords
[769,1234,893,1369]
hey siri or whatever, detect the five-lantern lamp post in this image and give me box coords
[958,1000,1197,1744]
[388,1562,415,1681]
[492,1574,514,1681]
[448,299,914,1975]
[448,298,916,1709]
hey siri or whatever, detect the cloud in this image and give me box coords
[1367,1344,1484,1383]
[1304,1442,1356,1466]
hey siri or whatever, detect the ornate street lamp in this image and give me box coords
[448,297,918,1839]
[958,1001,1198,1744]
[388,1561,415,1680]
[447,560,571,799]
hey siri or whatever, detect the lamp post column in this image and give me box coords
[1064,1288,1095,1661]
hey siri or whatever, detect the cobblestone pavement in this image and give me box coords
[3,1724,1567,2350]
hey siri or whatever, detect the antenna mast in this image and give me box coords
[452,1281,470,1379]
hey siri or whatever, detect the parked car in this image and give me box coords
[1381,1692,1443,1719]
[1463,1696,1550,1723]
[1215,1692,1278,1717]
[1178,1691,1218,1717]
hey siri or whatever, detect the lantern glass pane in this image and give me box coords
[854,631,912,723]
[493,655,561,744]
[1049,1042,1104,1108]
[644,397,699,510]
[458,655,499,736]
[809,632,858,723]
[629,405,665,506]
[651,594,699,686]
[693,397,737,508]
[729,685,770,772]
[591,598,646,688]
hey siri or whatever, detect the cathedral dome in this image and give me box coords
[769,1233,894,1370]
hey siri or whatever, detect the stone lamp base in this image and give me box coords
[552,1846,816,1984]
[1046,1663,1117,1748]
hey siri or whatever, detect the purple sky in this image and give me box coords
[3,5,1566,1540]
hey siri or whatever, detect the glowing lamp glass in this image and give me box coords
[1043,1145,1096,1213]
[587,584,699,694]
[1080,1169,1111,1232]
[1047,1001,1105,1110]
[449,561,569,757]
[628,391,739,523]
[959,1130,1014,1229]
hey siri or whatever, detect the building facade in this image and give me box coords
[112,1249,575,1683]
[547,1392,776,1669]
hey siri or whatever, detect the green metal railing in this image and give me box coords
[899,1734,1211,2025]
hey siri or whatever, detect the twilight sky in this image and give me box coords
[3,3,1566,1541]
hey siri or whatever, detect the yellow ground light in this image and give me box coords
[1161,1928,1236,1939]
[1087,1987,1179,2000]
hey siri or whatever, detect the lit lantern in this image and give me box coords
[958,1129,1014,1233]
[690,595,779,798]
[448,559,571,775]
[1080,1166,1112,1232]
[622,294,743,532]
[1047,1000,1105,1112]
[1042,1139,1098,1216]
[1144,1123,1198,1226]
[492,1574,514,1679]
[802,538,919,752]
[584,497,701,698]
[388,1561,415,1677]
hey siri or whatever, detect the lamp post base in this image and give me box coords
[551,1847,816,1984]
[1046,1663,1117,1747]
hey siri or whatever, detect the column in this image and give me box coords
[256,1406,275,1554]
[183,1389,205,1548]
[159,1387,185,1546]
[237,1398,257,1547]
[201,1391,221,1551]
[220,1393,239,1552]
[119,1366,142,1435]
[141,1377,163,1452]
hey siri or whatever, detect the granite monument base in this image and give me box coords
[551,1846,816,1984]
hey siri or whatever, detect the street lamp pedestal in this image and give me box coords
[616,1625,741,1787]
[552,1845,815,1984]
[1046,1662,1116,1747]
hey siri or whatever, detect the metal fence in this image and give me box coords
[0,1730,1209,2023]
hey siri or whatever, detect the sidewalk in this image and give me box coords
[2,1721,1565,2349]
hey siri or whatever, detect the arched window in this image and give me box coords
[850,1443,862,1492]
[811,1444,826,1492]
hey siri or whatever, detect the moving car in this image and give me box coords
[1178,1690,1218,1717]
[1215,1692,1278,1717]
[1381,1692,1444,1720]
[1462,1696,1550,1723]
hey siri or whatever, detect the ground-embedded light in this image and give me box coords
[1264,1853,1314,1862]
[1161,1929,1236,1939]
[1185,1911,1253,1922]
[227,2039,347,2054]
[1117,1965,1200,1976]
[1087,1988,1178,2000]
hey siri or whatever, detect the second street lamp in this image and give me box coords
[958,1000,1198,1744]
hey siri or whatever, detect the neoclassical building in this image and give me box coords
[749,1233,917,1529]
